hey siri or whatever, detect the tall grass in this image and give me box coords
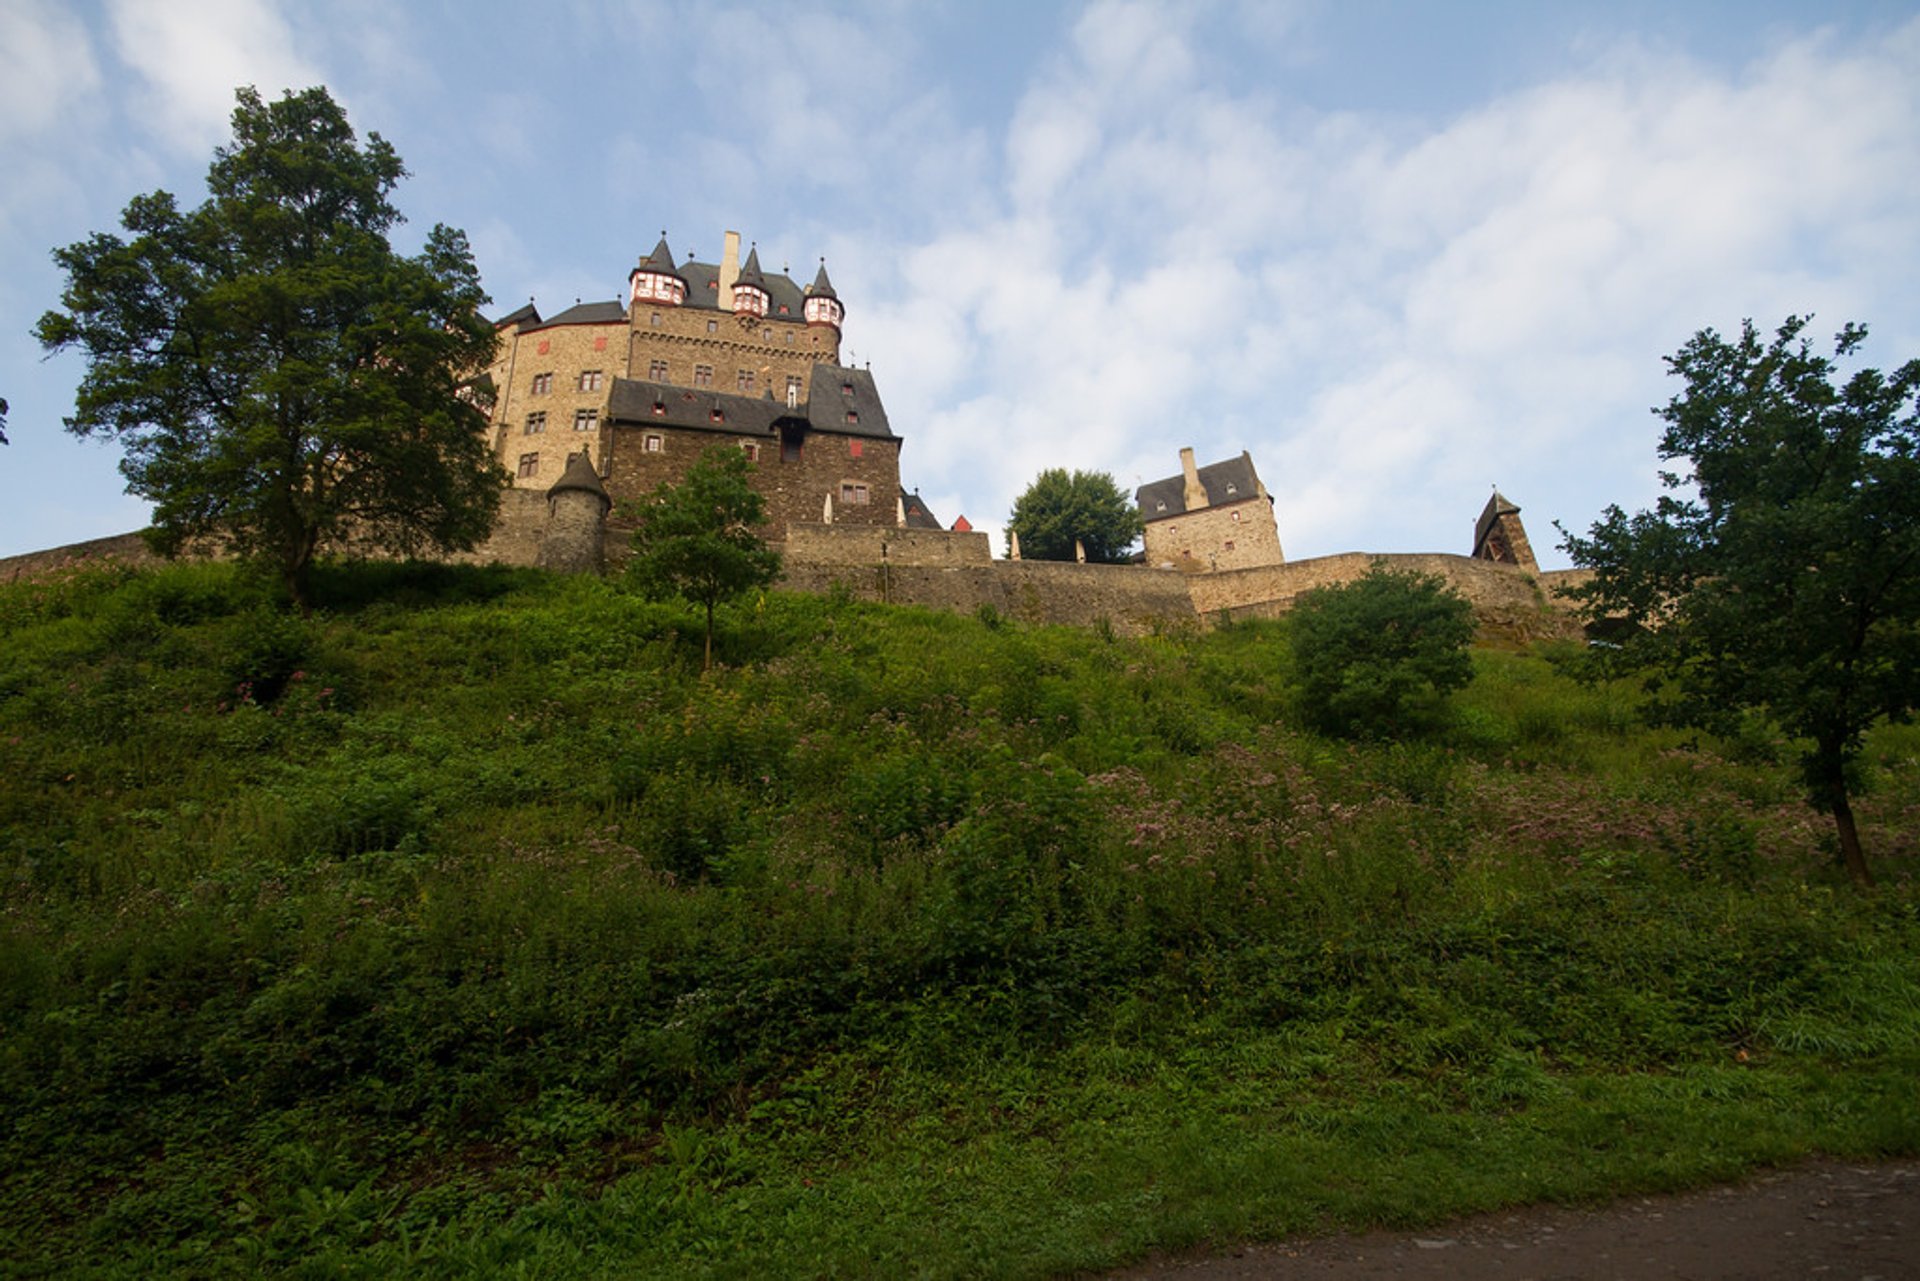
[0,559,1914,1276]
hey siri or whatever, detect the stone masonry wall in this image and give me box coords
[489,320,629,493]
[780,557,1197,637]
[627,303,833,406]
[1142,496,1284,573]
[784,523,992,567]
[603,423,902,540]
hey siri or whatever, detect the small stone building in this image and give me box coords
[1470,491,1539,571]
[1136,448,1283,573]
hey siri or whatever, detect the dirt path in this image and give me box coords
[1110,1159,1920,1279]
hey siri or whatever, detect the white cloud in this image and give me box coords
[853,11,1920,564]
[106,0,322,151]
[0,1,103,144]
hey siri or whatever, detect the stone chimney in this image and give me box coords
[1180,446,1208,511]
[718,230,741,310]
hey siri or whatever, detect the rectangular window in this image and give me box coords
[517,452,539,478]
[578,370,603,392]
[574,409,597,431]
[531,372,553,395]
[644,434,664,453]
[524,411,546,434]
[741,443,760,461]
[846,411,859,426]
[782,436,802,463]
[706,319,718,333]
[762,328,772,341]
[849,439,863,457]
[693,364,713,387]
[650,312,661,328]
[709,409,725,423]
[786,375,803,407]
[1224,540,1236,552]
[648,360,668,381]
[736,369,755,393]
[839,482,870,506]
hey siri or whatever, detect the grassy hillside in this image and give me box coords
[2,560,1916,1277]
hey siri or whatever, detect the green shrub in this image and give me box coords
[1289,562,1476,738]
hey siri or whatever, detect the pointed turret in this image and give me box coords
[1471,490,1538,571]
[629,231,688,306]
[732,243,770,317]
[539,451,611,574]
[804,258,844,330]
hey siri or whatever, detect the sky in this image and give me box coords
[3,0,1918,566]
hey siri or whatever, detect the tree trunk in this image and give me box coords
[1830,789,1876,889]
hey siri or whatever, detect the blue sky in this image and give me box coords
[4,0,1918,565]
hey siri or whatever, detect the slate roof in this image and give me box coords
[638,235,684,280]
[901,490,942,529]
[521,300,627,332]
[605,363,896,441]
[808,261,838,301]
[1136,452,1266,521]
[547,450,610,509]
[1473,491,1521,553]
[492,302,540,329]
[675,254,812,319]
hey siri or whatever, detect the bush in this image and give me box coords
[1289,562,1476,737]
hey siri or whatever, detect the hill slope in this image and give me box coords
[2,561,1916,1276]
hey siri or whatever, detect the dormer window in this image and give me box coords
[710,409,724,423]
[1155,501,1167,512]
[651,401,665,416]
[1225,484,1237,495]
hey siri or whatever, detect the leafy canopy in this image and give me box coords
[1561,317,1920,887]
[1007,467,1142,563]
[35,86,505,609]
[625,445,782,670]
[1288,561,1476,738]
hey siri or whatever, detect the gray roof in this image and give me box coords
[736,245,768,293]
[637,235,684,280]
[674,254,813,319]
[1474,491,1521,552]
[547,450,610,508]
[492,302,540,329]
[807,260,838,301]
[522,300,627,332]
[605,363,895,441]
[1136,452,1265,521]
[901,490,942,529]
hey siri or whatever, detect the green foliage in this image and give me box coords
[1289,561,1477,737]
[625,445,782,669]
[0,559,1915,1275]
[1007,466,1143,562]
[35,87,506,609]
[1562,317,1920,887]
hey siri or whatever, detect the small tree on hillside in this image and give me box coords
[626,445,782,671]
[35,86,505,611]
[1007,468,1142,562]
[1289,562,1476,738]
[1561,317,1920,888]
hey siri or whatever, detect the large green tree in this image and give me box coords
[1562,317,1920,888]
[626,445,783,671]
[1007,467,1142,562]
[35,87,505,610]
[1288,561,1476,738]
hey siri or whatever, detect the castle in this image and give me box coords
[478,230,911,539]
[5,227,1586,640]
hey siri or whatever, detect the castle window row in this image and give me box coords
[531,372,552,395]
[525,411,546,435]
[575,410,597,432]
[579,370,603,392]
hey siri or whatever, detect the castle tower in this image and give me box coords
[538,450,611,574]
[1471,490,1538,571]
[628,234,687,308]
[731,245,771,317]
[804,260,844,332]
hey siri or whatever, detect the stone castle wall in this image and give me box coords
[486,319,628,492]
[1,516,1593,643]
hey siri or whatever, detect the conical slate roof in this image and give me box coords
[736,245,768,291]
[547,450,610,510]
[638,234,685,281]
[806,259,838,300]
